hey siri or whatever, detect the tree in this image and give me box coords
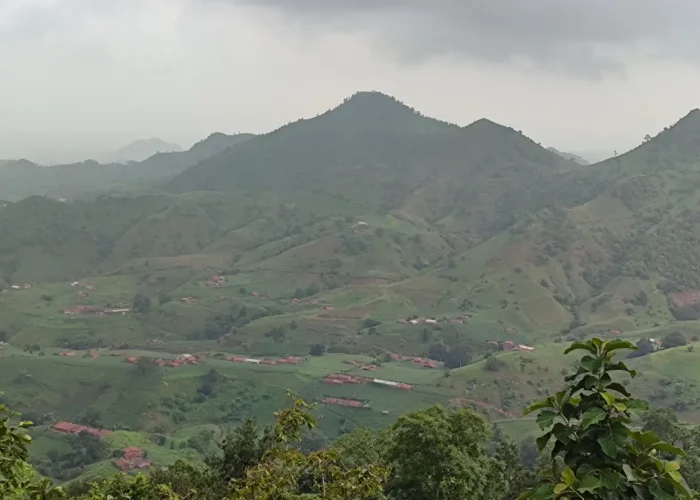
[385,405,502,500]
[135,356,158,376]
[444,343,472,368]
[663,331,687,349]
[132,293,152,314]
[485,355,506,372]
[309,343,326,356]
[521,338,692,499]
[494,440,535,499]
[289,320,298,330]
[0,394,64,498]
[628,338,654,358]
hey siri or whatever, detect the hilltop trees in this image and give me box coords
[522,338,691,499]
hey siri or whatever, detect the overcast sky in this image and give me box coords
[2,0,700,163]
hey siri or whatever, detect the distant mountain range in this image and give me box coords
[102,138,183,164]
[0,133,254,201]
[546,148,591,165]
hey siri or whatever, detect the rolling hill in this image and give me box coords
[5,91,700,484]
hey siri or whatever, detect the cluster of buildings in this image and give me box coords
[398,314,471,326]
[62,306,130,315]
[8,283,32,290]
[323,373,413,390]
[321,397,369,408]
[124,353,205,367]
[115,447,151,472]
[205,275,227,287]
[486,340,535,352]
[224,355,305,366]
[53,422,111,438]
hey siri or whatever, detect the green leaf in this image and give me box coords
[598,428,618,458]
[579,355,596,372]
[604,340,637,353]
[626,398,649,413]
[613,402,627,412]
[599,469,621,490]
[656,443,686,456]
[650,478,676,500]
[553,483,568,495]
[601,392,615,406]
[622,464,639,482]
[581,407,606,429]
[537,410,556,431]
[605,382,631,396]
[577,474,602,493]
[632,430,661,449]
[536,432,552,451]
[524,398,554,415]
[561,466,576,486]
[564,341,596,355]
[554,391,568,406]
[569,396,582,406]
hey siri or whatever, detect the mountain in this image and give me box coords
[0,133,254,201]
[6,92,700,467]
[102,138,183,163]
[168,92,574,240]
[547,147,590,165]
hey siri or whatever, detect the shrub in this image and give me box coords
[662,331,687,349]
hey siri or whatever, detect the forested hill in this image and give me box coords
[0,132,254,201]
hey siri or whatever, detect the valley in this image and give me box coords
[4,92,700,487]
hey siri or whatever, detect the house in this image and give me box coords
[373,378,414,390]
[180,297,197,304]
[116,447,151,472]
[425,319,438,325]
[251,291,261,297]
[10,285,20,290]
[60,351,77,357]
[502,341,515,351]
[278,356,304,364]
[514,344,536,352]
[260,359,277,365]
[323,306,334,311]
[610,330,621,335]
[408,319,419,325]
[389,353,402,361]
[125,356,139,363]
[321,397,369,408]
[504,327,517,333]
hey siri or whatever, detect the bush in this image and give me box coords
[662,331,687,349]
[670,307,698,321]
[309,344,326,356]
[484,356,506,372]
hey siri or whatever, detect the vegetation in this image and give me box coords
[6,92,700,491]
[4,339,699,499]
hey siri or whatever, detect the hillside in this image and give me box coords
[0,133,254,201]
[102,138,183,164]
[5,92,700,485]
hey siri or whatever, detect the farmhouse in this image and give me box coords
[321,397,369,408]
[372,378,413,390]
[115,447,151,472]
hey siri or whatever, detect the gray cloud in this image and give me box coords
[235,0,700,78]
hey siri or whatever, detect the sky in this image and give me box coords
[2,0,700,164]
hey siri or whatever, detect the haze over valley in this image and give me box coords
[5,2,700,498]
